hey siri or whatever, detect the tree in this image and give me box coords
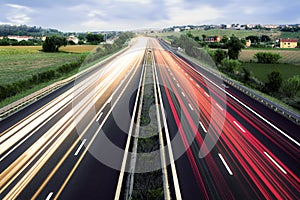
[226,35,244,59]
[220,58,241,74]
[254,52,281,64]
[86,33,104,44]
[280,75,300,98]
[261,35,271,43]
[194,36,200,41]
[246,35,260,44]
[213,49,228,66]
[242,67,251,82]
[265,71,282,94]
[42,35,67,52]
[186,31,193,38]
[220,35,229,43]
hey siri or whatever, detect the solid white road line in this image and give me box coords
[74,139,87,156]
[233,121,246,133]
[216,103,224,111]
[264,152,287,175]
[96,112,103,122]
[199,121,207,133]
[45,192,53,200]
[218,153,233,176]
[188,104,194,111]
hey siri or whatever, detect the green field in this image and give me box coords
[0,45,97,85]
[242,63,300,82]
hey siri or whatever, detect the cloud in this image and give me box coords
[3,3,34,24]
[0,0,299,31]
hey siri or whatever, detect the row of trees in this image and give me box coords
[0,38,42,46]
[41,32,109,52]
[0,24,62,37]
[0,58,84,100]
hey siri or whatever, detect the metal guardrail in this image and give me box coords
[158,38,300,125]
[223,77,300,124]
[0,45,131,121]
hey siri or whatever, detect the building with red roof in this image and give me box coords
[280,38,298,48]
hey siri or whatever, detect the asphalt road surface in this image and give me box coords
[0,37,299,200]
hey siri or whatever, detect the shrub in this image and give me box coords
[280,75,300,98]
[264,71,282,94]
[220,58,241,74]
[254,52,281,64]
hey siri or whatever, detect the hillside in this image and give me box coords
[0,24,63,37]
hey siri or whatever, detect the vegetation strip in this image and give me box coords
[128,48,165,200]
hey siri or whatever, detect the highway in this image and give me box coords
[152,39,299,199]
[0,37,299,199]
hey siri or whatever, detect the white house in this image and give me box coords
[7,35,33,42]
[174,28,181,32]
[67,35,79,44]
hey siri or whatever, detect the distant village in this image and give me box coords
[161,23,300,49]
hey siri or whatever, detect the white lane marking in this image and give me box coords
[185,73,188,76]
[182,92,186,97]
[177,83,180,88]
[74,139,87,156]
[173,77,176,81]
[189,77,193,81]
[204,92,210,97]
[264,152,287,175]
[182,61,300,147]
[96,112,103,122]
[218,153,233,175]
[222,83,229,88]
[45,192,53,200]
[196,84,200,88]
[188,104,194,111]
[233,121,246,133]
[216,103,224,111]
[199,121,207,133]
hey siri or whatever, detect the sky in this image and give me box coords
[0,0,299,32]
